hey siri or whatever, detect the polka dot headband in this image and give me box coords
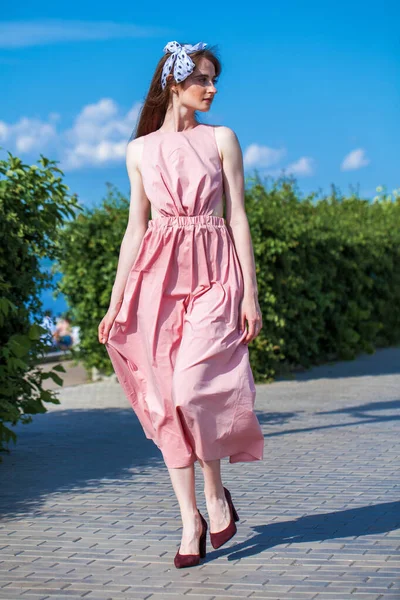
[161,40,208,90]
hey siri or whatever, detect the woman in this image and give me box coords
[98,40,264,568]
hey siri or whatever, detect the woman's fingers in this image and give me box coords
[243,318,256,344]
[241,316,263,344]
[98,318,110,344]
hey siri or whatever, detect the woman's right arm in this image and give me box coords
[98,137,150,344]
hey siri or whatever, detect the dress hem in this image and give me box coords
[163,448,264,469]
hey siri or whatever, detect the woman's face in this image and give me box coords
[175,57,218,112]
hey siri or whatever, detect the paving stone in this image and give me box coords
[0,347,399,599]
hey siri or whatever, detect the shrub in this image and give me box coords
[0,151,80,458]
[246,174,400,381]
[55,183,128,375]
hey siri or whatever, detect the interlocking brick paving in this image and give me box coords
[1,347,399,599]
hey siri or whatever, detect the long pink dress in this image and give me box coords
[105,123,264,468]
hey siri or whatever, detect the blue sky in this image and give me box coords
[1,2,399,313]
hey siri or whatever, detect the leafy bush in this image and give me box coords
[0,151,80,458]
[246,175,400,381]
[56,183,129,375]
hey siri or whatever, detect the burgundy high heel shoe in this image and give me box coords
[174,510,208,568]
[210,487,240,549]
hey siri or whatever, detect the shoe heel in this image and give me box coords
[199,530,207,558]
[199,511,207,558]
[232,504,239,522]
[224,487,239,522]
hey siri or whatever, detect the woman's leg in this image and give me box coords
[168,463,204,554]
[197,458,231,533]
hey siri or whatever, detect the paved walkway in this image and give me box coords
[1,347,399,600]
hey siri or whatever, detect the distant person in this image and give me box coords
[40,309,56,348]
[53,314,73,350]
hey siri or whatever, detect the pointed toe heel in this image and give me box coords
[199,522,207,559]
[210,487,240,550]
[174,510,208,568]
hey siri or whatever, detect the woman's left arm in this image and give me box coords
[216,126,263,345]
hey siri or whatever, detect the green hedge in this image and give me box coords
[0,151,80,458]
[247,175,400,381]
[56,176,400,383]
[56,183,129,374]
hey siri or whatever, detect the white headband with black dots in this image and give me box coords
[161,40,208,90]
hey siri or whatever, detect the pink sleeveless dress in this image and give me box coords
[105,123,264,468]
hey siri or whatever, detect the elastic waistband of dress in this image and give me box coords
[148,214,226,229]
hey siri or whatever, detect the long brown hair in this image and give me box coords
[133,43,222,139]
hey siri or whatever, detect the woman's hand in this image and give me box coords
[238,291,263,345]
[98,302,122,345]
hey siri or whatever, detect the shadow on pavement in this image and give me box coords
[318,398,400,417]
[257,398,400,438]
[255,411,301,427]
[289,346,400,381]
[0,408,164,519]
[206,501,400,562]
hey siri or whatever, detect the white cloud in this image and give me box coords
[243,142,315,178]
[243,143,286,168]
[285,156,315,176]
[0,20,166,49]
[63,140,128,171]
[0,98,142,171]
[0,116,57,153]
[63,99,141,169]
[341,148,370,171]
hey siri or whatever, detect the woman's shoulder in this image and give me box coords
[126,135,143,155]
[204,123,235,135]
[207,124,238,143]
[126,130,155,149]
[208,125,240,159]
